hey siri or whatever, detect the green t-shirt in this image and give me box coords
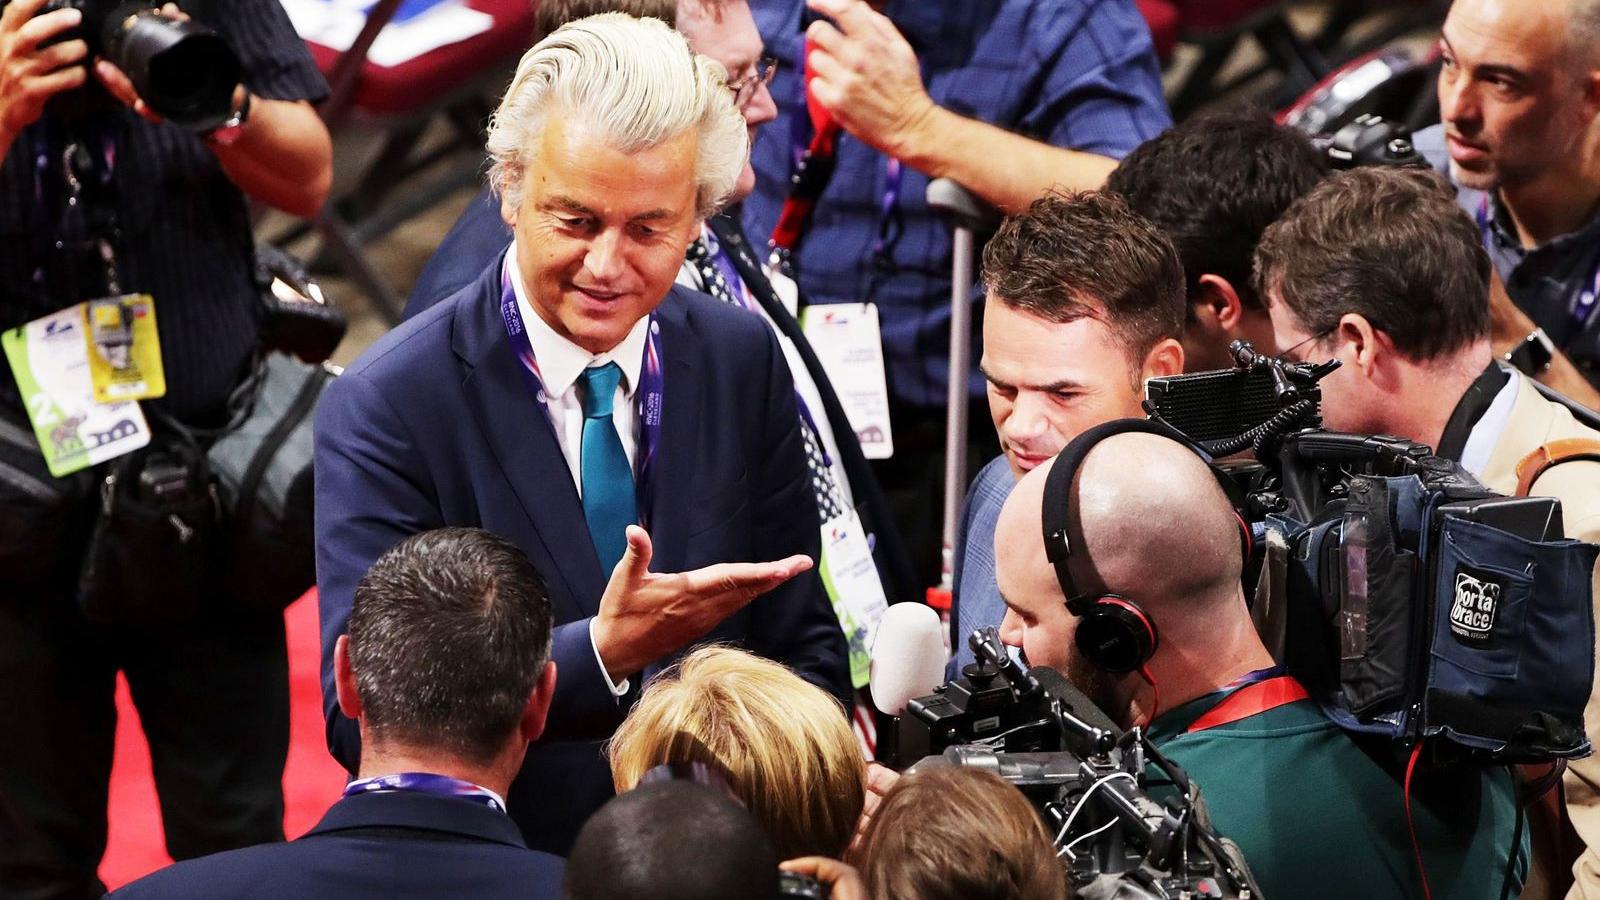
[1148,685,1523,900]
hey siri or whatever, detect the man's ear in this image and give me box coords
[1195,274,1246,332]
[499,179,520,228]
[1334,313,1382,378]
[1140,336,1185,381]
[334,634,362,721]
[1583,68,1600,121]
[519,661,559,744]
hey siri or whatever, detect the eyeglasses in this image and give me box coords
[1278,328,1334,364]
[727,57,778,110]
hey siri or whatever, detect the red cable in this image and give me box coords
[1137,665,1160,729]
[1404,742,1434,900]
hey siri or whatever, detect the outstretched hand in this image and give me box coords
[591,525,813,681]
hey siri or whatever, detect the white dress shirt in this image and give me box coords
[508,244,650,496]
[508,242,648,696]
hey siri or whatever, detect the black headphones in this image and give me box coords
[1040,419,1253,675]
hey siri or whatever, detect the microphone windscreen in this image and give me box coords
[870,603,949,717]
[1027,665,1123,738]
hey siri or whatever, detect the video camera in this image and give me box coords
[10,0,241,130]
[1145,342,1596,763]
[893,629,1262,900]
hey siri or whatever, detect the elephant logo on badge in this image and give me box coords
[49,414,85,453]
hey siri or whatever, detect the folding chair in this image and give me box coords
[291,0,538,323]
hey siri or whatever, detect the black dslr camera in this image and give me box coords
[20,0,241,130]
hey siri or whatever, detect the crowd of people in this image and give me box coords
[3,0,1600,897]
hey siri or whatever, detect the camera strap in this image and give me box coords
[1184,670,1308,735]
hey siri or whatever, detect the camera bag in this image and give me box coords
[207,351,331,613]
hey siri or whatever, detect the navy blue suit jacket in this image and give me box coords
[107,791,564,899]
[404,186,508,320]
[314,257,850,854]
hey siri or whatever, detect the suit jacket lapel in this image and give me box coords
[455,257,607,619]
[646,286,702,576]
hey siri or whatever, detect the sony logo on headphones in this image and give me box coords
[1449,567,1502,645]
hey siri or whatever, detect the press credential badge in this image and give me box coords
[2,299,155,477]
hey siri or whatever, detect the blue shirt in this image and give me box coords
[948,455,1014,674]
[743,0,1171,408]
[1414,124,1600,388]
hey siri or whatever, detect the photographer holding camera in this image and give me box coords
[991,428,1522,899]
[1257,164,1600,897]
[0,0,330,896]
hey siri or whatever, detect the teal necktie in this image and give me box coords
[578,362,637,574]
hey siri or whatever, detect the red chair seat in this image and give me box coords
[1134,0,1180,63]
[305,0,535,116]
[1174,0,1283,35]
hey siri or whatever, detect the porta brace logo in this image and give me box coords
[1449,569,1501,643]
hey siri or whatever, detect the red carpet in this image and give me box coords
[99,589,348,890]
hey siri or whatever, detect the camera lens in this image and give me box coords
[101,5,241,132]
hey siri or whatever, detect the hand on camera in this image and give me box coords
[803,0,937,159]
[0,0,88,139]
[91,2,233,125]
[781,857,869,900]
[591,525,813,682]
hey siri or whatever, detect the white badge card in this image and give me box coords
[819,510,890,689]
[800,303,894,459]
[2,304,150,477]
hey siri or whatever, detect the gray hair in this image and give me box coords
[1572,0,1600,69]
[486,13,748,217]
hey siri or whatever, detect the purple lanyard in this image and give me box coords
[1222,665,1287,692]
[343,772,506,814]
[498,259,665,524]
[1478,195,1600,338]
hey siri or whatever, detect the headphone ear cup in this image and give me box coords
[1073,597,1157,675]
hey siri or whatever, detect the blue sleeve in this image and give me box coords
[313,369,445,771]
[404,189,513,321]
[1024,1,1171,157]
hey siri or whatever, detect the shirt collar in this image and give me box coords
[508,240,650,400]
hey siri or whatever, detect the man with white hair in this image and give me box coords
[314,14,850,856]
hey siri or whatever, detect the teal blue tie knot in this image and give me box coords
[579,362,622,419]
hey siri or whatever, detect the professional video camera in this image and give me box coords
[893,629,1262,900]
[9,0,241,130]
[1144,342,1597,764]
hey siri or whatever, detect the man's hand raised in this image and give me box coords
[591,525,813,682]
[0,0,88,146]
[804,0,938,159]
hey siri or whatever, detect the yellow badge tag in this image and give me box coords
[85,294,165,403]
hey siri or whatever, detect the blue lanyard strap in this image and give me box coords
[343,772,506,814]
[498,259,665,524]
[1478,195,1600,339]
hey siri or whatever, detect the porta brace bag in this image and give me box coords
[1274,472,1597,763]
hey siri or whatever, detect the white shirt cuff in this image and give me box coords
[589,619,631,697]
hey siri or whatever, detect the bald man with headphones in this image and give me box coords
[993,421,1522,900]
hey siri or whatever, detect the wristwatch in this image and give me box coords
[1503,327,1555,375]
[204,89,253,148]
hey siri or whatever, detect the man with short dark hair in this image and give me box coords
[1415,0,1600,389]
[110,528,564,899]
[1106,107,1328,371]
[994,432,1521,900]
[948,190,1184,670]
[564,780,780,900]
[1257,164,1600,895]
